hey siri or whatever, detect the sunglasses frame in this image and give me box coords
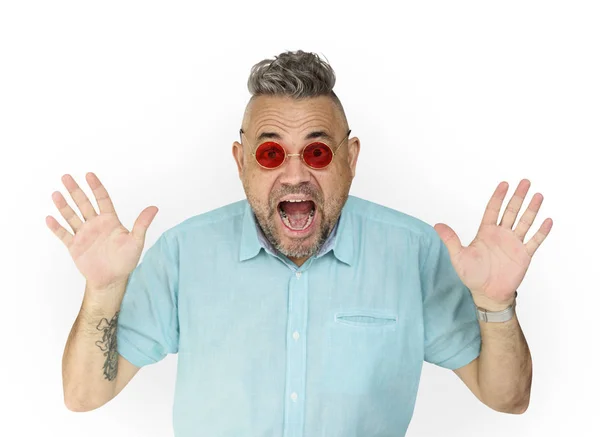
[239,129,352,170]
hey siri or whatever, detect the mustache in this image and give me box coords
[269,183,323,214]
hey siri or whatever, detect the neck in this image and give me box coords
[289,256,309,267]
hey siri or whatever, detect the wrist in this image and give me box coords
[85,278,129,294]
[471,291,517,312]
[81,281,128,318]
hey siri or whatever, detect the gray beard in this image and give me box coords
[256,211,331,259]
[244,182,348,259]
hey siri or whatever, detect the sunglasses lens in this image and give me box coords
[303,142,333,168]
[255,142,286,168]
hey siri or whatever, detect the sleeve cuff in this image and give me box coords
[434,336,481,370]
[117,333,160,368]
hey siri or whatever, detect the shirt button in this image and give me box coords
[290,392,298,402]
[293,331,300,341]
[296,271,301,279]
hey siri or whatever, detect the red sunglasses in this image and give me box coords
[240,129,351,170]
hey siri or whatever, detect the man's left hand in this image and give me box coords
[433,179,553,312]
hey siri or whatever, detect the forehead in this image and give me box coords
[243,95,343,137]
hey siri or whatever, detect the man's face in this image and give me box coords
[232,95,360,265]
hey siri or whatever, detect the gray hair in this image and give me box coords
[246,50,348,127]
[248,50,336,98]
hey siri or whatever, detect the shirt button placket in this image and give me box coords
[284,268,307,437]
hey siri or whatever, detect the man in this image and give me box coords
[48,50,553,436]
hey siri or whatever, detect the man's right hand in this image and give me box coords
[46,172,158,292]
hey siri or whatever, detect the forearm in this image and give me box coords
[62,281,126,412]
[476,308,532,413]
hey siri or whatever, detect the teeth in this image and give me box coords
[281,209,315,230]
[278,203,316,230]
[279,208,315,219]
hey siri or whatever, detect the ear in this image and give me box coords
[346,136,360,178]
[232,141,244,179]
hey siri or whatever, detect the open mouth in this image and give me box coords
[278,200,316,231]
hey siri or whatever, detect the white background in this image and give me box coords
[1,1,598,436]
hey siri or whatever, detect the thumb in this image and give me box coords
[433,223,463,259]
[131,206,159,243]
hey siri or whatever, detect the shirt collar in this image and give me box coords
[239,201,263,261]
[239,200,353,265]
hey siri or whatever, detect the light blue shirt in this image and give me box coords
[117,195,481,437]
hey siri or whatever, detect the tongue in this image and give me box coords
[281,201,314,229]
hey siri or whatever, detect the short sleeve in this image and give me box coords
[117,233,179,367]
[420,230,481,369]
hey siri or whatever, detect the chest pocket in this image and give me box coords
[321,310,404,395]
[335,312,398,327]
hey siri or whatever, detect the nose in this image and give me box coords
[279,152,311,185]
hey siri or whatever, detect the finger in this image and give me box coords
[524,217,553,256]
[480,181,509,227]
[131,206,159,243]
[86,172,117,215]
[434,223,463,259]
[499,179,531,229]
[46,215,74,247]
[514,193,544,241]
[62,174,98,221]
[51,191,84,232]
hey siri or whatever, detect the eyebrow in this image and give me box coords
[255,130,335,143]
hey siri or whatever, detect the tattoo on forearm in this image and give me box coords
[95,311,119,381]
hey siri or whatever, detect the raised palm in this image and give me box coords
[434,179,553,309]
[46,173,158,290]
[447,224,532,301]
